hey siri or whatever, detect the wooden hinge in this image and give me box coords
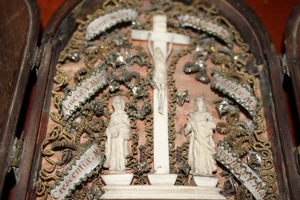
[8,131,24,181]
[31,45,44,76]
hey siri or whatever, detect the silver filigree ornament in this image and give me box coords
[194,34,214,52]
[176,146,191,177]
[148,0,173,12]
[108,80,120,93]
[247,151,262,174]
[61,99,105,144]
[176,90,190,106]
[124,101,152,120]
[105,37,148,97]
[131,85,146,98]
[56,149,74,167]
[233,54,248,67]
[106,51,126,69]
[66,50,81,62]
[131,20,145,30]
[113,33,129,52]
[183,50,210,84]
[133,145,151,185]
[85,182,105,200]
[219,170,238,197]
[135,145,151,175]
[213,97,237,118]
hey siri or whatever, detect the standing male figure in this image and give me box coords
[184,97,217,176]
[148,33,173,114]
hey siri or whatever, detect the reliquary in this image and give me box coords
[1,0,300,199]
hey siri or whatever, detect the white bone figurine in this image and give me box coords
[184,97,217,176]
[104,96,131,173]
[148,33,173,114]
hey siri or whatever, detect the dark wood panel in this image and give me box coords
[286,1,300,137]
[0,0,40,197]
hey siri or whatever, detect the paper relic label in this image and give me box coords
[61,68,107,118]
[211,70,258,117]
[177,14,233,47]
[86,8,139,40]
[216,145,266,200]
[50,143,103,200]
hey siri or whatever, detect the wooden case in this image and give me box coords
[1,0,300,199]
[0,0,40,197]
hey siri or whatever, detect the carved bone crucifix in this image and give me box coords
[131,15,190,179]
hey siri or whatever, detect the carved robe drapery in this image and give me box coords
[185,111,217,175]
[104,97,131,172]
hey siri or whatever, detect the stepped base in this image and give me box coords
[191,176,219,187]
[101,185,226,199]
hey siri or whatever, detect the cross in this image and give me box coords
[131,15,190,177]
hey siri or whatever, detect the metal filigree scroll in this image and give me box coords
[35,0,279,199]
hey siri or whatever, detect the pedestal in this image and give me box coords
[100,174,225,199]
[147,174,177,185]
[101,174,134,186]
[191,176,220,188]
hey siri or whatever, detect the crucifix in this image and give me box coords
[131,15,190,179]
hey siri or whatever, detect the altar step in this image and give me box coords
[101,185,226,199]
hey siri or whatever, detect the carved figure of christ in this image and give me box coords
[147,33,173,114]
[131,15,189,175]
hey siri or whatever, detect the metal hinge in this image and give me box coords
[31,45,44,76]
[278,54,290,77]
[8,131,24,181]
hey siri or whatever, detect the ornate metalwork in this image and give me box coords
[35,0,279,199]
[219,170,238,197]
[55,149,74,167]
[133,145,151,185]
[175,145,190,186]
[213,97,237,118]
[176,90,190,106]
[183,50,210,83]
[85,181,105,200]
[247,151,262,174]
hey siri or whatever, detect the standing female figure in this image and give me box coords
[104,96,131,173]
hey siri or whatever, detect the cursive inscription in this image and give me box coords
[62,69,107,118]
[50,143,103,200]
[177,15,233,47]
[216,146,266,200]
[211,70,258,116]
[86,9,138,40]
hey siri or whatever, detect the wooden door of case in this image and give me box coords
[282,1,300,198]
[0,0,40,198]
